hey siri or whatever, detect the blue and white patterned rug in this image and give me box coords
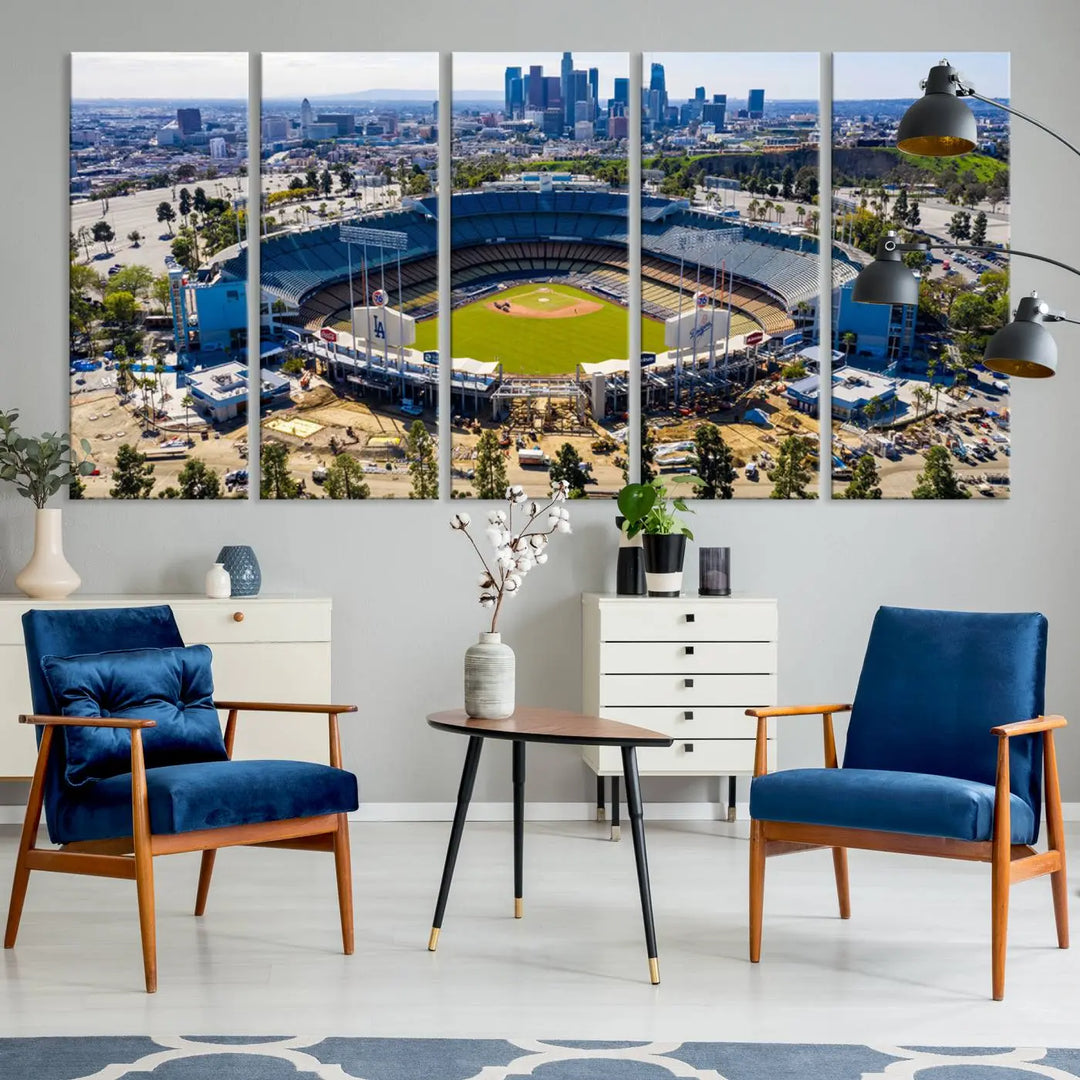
[2,1038,1080,1080]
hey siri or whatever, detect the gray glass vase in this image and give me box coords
[216,545,261,597]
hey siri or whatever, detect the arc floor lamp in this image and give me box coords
[851,59,1080,378]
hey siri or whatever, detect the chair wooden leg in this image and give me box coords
[832,848,851,919]
[333,813,354,955]
[1044,731,1070,950]
[4,727,53,950]
[131,731,157,993]
[749,819,765,963]
[991,735,1011,1001]
[194,850,216,917]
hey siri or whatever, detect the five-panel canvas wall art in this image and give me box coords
[69,51,1010,501]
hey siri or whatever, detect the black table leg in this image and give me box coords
[513,740,525,919]
[727,775,738,823]
[428,735,484,951]
[596,774,606,822]
[621,745,659,985]
[610,775,621,842]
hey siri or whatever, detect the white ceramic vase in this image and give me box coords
[464,632,515,719]
[15,508,81,600]
[204,562,232,599]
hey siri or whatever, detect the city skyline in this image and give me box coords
[453,52,626,100]
[645,53,819,103]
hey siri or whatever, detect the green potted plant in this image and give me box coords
[0,409,94,599]
[617,478,695,597]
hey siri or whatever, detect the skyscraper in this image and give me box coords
[300,98,313,136]
[571,70,589,120]
[703,94,726,129]
[649,63,668,125]
[612,77,630,109]
[588,67,599,108]
[504,66,522,117]
[748,88,765,119]
[543,76,562,112]
[694,86,706,103]
[176,108,202,135]
[561,51,574,128]
[527,65,544,109]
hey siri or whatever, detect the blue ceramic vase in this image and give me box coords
[216,545,261,597]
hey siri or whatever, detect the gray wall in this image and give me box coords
[2,0,1079,807]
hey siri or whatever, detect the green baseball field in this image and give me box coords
[413,282,668,375]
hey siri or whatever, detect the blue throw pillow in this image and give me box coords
[40,644,228,786]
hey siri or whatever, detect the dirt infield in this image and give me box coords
[485,296,604,320]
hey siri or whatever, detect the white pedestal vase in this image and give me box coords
[464,632,515,719]
[15,508,81,600]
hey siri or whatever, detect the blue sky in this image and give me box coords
[72,53,247,99]
[834,52,1009,100]
[645,53,820,102]
[453,53,627,99]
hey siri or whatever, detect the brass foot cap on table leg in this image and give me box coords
[648,957,660,985]
[514,898,523,919]
[610,825,621,842]
[596,808,606,822]
[427,927,440,951]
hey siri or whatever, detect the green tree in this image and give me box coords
[103,290,138,325]
[304,167,319,191]
[407,419,438,499]
[151,273,172,314]
[176,458,221,499]
[693,422,736,499]
[319,169,333,196]
[474,430,508,499]
[768,435,815,499]
[192,186,208,214]
[780,164,795,199]
[170,231,198,271]
[91,219,114,255]
[841,330,857,356]
[548,442,586,498]
[156,201,176,236]
[260,441,300,499]
[912,445,970,499]
[181,393,195,441]
[323,453,371,499]
[907,200,921,227]
[892,186,909,224]
[127,229,142,247]
[841,454,882,499]
[947,210,971,242]
[106,264,153,298]
[110,443,155,498]
[971,209,988,245]
[781,360,807,380]
[640,418,657,483]
[178,187,192,221]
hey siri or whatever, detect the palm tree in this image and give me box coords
[775,204,785,227]
[795,205,805,230]
[747,198,760,222]
[181,393,195,444]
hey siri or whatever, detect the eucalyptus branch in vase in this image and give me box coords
[451,481,572,634]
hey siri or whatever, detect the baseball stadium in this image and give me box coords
[226,185,857,495]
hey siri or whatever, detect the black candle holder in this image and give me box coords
[699,547,731,596]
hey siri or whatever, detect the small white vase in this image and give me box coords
[15,508,81,600]
[464,632,515,720]
[204,562,232,599]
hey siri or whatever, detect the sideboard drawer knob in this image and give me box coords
[233,611,245,623]
[685,613,696,623]
[684,710,694,721]
[684,645,695,655]
[684,678,694,689]
[684,743,694,752]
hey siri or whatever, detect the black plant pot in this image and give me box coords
[615,515,646,596]
[641,533,687,597]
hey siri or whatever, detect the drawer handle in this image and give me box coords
[685,613,695,623]
[233,611,245,623]
[684,645,695,656]
[684,743,694,752]
[684,710,694,721]
[684,678,694,689]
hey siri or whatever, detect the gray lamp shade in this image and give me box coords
[852,256,920,306]
[897,62,978,157]
[984,294,1058,378]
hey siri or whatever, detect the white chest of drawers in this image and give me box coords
[581,593,778,822]
[0,595,333,779]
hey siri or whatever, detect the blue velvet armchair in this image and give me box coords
[747,606,1068,1000]
[4,605,359,992]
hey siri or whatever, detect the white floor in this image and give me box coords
[1,820,1077,1046]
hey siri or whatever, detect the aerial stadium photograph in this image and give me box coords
[640,52,828,499]
[831,52,1011,500]
[253,52,440,499]
[447,52,631,499]
[69,52,250,500]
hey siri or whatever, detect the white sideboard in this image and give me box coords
[582,593,778,830]
[0,595,333,779]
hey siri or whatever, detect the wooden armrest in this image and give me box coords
[991,715,1067,738]
[214,701,357,715]
[745,703,852,718]
[19,713,156,729]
